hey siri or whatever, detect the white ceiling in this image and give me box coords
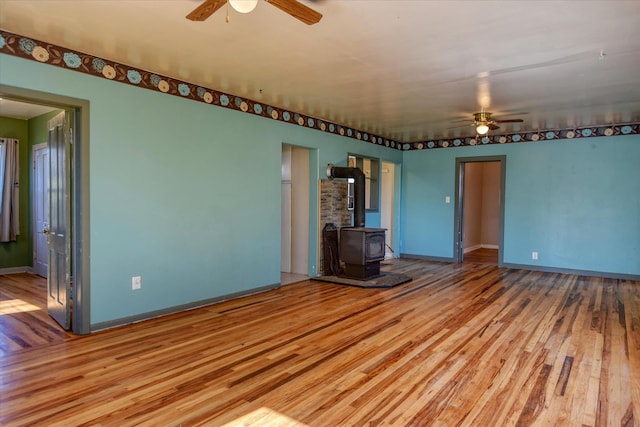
[1,0,640,142]
[0,98,56,119]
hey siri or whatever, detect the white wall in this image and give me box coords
[463,163,483,250]
[481,162,500,247]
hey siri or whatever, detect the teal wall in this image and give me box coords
[0,116,30,268]
[3,47,638,328]
[400,137,640,276]
[0,53,402,326]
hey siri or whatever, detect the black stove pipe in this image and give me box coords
[326,164,365,228]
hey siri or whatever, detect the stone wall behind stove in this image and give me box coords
[319,179,352,274]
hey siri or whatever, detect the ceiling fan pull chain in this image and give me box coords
[226,1,230,22]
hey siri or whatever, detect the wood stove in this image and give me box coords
[340,227,386,279]
[327,163,387,280]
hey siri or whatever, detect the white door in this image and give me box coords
[33,143,49,277]
[381,162,394,259]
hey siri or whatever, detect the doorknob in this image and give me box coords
[42,228,50,235]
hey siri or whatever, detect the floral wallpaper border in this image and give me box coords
[1,29,638,152]
[0,30,401,149]
[403,123,640,151]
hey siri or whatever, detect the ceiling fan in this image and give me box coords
[451,111,525,135]
[186,0,322,25]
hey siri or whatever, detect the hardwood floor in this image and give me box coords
[464,247,499,265]
[1,260,638,426]
[0,273,74,356]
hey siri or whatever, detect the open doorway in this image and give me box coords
[281,144,310,285]
[0,84,90,334]
[454,156,506,266]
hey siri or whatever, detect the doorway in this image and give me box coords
[454,156,506,265]
[281,144,310,285]
[0,84,90,334]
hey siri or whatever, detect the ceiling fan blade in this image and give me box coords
[495,111,529,117]
[266,0,323,25]
[187,0,226,21]
[488,123,501,130]
[494,119,524,123]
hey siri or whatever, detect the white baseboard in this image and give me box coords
[464,244,499,253]
[0,266,33,275]
[482,244,499,250]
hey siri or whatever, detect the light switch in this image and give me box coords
[445,196,451,204]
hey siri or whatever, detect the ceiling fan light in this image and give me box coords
[229,0,258,13]
[476,124,490,135]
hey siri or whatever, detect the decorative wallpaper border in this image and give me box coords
[403,124,640,151]
[0,30,401,149]
[1,29,638,152]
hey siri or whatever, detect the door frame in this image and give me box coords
[1,84,91,334]
[281,143,317,277]
[453,155,506,266]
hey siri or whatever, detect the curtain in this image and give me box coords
[0,138,20,242]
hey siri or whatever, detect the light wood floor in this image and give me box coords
[464,247,499,265]
[1,260,639,426]
[0,273,74,356]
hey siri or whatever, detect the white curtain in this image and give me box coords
[0,138,20,242]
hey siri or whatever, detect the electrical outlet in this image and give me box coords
[132,276,141,290]
[532,251,538,260]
